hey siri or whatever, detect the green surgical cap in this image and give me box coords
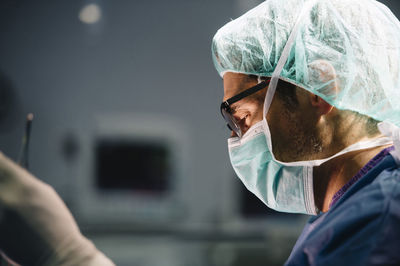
[212,0,400,126]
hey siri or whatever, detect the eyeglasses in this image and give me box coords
[220,79,270,137]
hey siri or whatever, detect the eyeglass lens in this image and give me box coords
[221,107,241,137]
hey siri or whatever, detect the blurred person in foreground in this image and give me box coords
[212,0,400,265]
[0,152,114,265]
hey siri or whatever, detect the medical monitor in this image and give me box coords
[75,113,189,228]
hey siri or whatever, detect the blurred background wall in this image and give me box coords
[0,0,399,265]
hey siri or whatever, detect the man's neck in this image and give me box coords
[313,145,391,213]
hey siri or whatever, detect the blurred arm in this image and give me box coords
[0,152,115,266]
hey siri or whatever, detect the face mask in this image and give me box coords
[228,120,393,215]
[228,121,316,214]
[227,0,393,215]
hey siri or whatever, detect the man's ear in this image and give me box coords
[309,59,338,95]
[308,60,337,116]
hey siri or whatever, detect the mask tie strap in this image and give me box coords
[263,0,318,116]
[378,121,400,165]
[261,0,317,159]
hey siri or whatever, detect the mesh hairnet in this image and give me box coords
[212,0,400,126]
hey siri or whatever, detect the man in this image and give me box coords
[212,0,400,264]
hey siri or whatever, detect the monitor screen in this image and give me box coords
[95,139,171,194]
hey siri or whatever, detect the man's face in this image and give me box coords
[222,72,266,136]
[223,72,322,162]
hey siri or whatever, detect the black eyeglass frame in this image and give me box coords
[220,79,270,137]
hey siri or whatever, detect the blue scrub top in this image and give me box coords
[285,151,400,265]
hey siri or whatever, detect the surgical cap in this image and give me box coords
[212,0,400,126]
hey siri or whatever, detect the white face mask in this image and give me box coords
[228,120,392,215]
[228,121,316,214]
[227,0,394,215]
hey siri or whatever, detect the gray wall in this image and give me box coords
[0,0,239,223]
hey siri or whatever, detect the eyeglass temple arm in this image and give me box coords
[224,80,269,107]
